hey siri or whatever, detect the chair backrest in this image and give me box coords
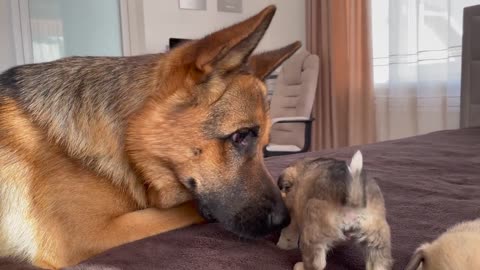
[269,49,319,148]
[460,4,480,128]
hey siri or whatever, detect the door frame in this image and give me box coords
[10,0,146,65]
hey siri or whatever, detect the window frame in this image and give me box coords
[10,0,146,65]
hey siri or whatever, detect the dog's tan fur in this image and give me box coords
[0,6,300,269]
[405,218,480,270]
[277,151,392,270]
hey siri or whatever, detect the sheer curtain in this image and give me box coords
[371,0,480,141]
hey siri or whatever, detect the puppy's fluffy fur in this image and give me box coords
[277,151,392,270]
[405,218,480,270]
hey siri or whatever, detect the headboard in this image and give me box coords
[460,4,480,127]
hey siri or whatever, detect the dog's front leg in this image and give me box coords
[140,163,195,209]
[101,201,205,248]
[35,202,205,269]
[147,177,194,209]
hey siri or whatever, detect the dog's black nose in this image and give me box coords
[268,204,291,230]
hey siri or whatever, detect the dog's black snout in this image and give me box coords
[268,203,291,229]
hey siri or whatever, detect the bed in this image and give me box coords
[1,127,479,270]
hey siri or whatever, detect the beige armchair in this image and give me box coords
[264,49,319,157]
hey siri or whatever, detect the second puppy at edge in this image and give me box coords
[276,151,392,270]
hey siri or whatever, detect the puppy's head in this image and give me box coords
[278,152,366,212]
[275,157,336,250]
[127,6,301,238]
[277,157,345,206]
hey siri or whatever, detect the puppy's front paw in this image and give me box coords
[277,235,298,250]
[293,262,304,270]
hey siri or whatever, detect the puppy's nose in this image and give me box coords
[268,203,291,230]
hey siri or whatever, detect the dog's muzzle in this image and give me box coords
[268,202,291,230]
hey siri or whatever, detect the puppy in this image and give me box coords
[277,151,392,270]
[405,218,480,270]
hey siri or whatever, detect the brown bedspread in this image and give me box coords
[3,128,480,269]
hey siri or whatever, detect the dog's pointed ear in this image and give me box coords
[248,41,302,80]
[348,150,363,177]
[192,5,276,75]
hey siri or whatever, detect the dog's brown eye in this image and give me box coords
[231,130,250,146]
[230,127,259,151]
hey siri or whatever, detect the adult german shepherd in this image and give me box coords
[0,5,300,269]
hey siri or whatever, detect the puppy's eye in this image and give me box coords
[278,176,293,193]
[282,183,292,193]
[230,128,257,147]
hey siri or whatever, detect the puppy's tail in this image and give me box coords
[346,150,366,208]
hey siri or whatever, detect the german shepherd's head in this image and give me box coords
[127,6,301,238]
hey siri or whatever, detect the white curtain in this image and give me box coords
[371,0,480,141]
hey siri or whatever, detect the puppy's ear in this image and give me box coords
[405,246,427,270]
[248,41,302,80]
[348,150,363,178]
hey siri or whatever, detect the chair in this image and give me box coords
[264,49,319,157]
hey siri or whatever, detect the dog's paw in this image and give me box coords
[147,182,193,209]
[293,262,304,270]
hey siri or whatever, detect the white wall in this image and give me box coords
[142,0,306,53]
[0,0,17,72]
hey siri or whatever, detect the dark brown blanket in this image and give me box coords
[3,128,480,270]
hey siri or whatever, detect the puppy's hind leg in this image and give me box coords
[362,219,393,270]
